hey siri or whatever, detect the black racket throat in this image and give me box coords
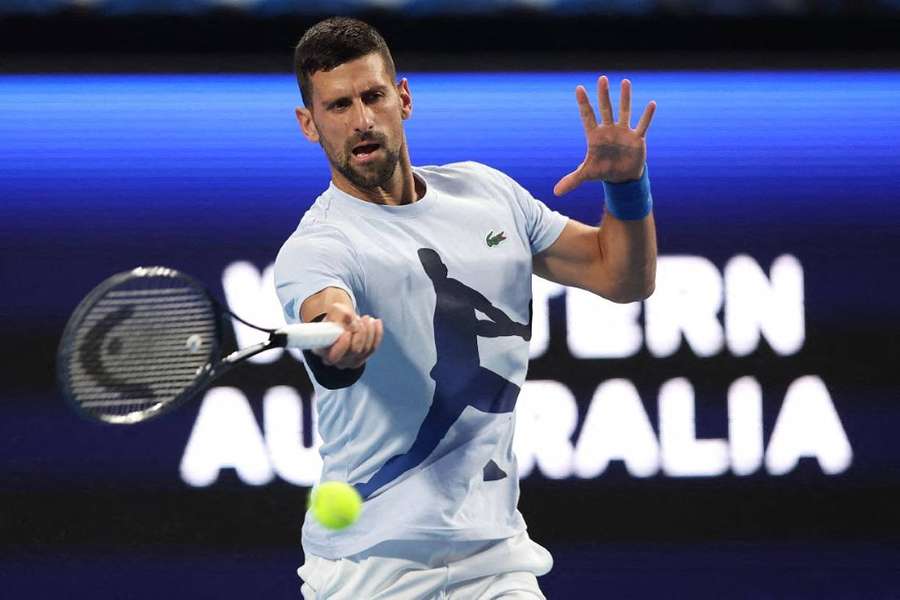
[204,330,289,381]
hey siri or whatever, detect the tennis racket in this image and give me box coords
[56,266,342,425]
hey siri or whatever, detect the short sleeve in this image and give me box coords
[475,163,569,255]
[274,225,361,324]
[512,183,569,254]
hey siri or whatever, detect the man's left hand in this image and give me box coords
[554,75,657,196]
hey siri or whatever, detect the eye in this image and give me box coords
[329,99,351,112]
[363,91,385,104]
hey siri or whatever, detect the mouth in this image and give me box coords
[351,142,382,163]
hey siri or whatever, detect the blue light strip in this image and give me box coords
[2,72,898,230]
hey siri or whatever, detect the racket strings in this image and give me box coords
[63,276,218,423]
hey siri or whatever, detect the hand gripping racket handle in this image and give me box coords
[275,322,345,350]
[212,322,345,381]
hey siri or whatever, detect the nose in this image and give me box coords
[350,98,374,134]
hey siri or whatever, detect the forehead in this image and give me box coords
[309,53,394,104]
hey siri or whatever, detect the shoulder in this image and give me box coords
[276,190,355,259]
[417,161,523,198]
[295,189,344,230]
[276,222,356,266]
[275,202,359,281]
[418,160,512,183]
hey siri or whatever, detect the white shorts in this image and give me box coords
[298,531,553,599]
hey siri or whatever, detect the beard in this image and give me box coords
[323,131,401,191]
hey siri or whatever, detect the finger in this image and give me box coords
[597,75,614,125]
[553,166,583,197]
[355,320,379,364]
[575,85,597,134]
[619,79,632,127]
[341,318,383,368]
[334,352,360,370]
[350,318,370,354]
[325,331,352,365]
[369,319,383,356]
[362,316,377,354]
[365,319,385,362]
[342,341,369,369]
[635,100,657,138]
[359,316,376,354]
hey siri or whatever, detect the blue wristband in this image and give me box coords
[601,163,653,221]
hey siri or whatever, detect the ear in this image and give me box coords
[295,106,320,143]
[397,78,412,121]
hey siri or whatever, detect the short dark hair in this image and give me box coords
[294,17,397,108]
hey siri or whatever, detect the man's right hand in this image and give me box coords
[301,287,383,370]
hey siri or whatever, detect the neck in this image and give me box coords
[331,145,422,206]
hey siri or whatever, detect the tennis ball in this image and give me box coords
[308,481,362,530]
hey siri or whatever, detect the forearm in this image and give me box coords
[596,210,657,303]
[595,164,657,302]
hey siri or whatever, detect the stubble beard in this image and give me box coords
[324,133,401,191]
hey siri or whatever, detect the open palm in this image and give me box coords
[554,75,657,196]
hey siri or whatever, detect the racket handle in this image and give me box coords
[276,322,345,350]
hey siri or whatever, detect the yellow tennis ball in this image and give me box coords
[308,481,362,530]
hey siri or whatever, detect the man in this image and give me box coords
[275,16,657,599]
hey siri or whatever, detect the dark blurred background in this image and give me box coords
[3,1,900,598]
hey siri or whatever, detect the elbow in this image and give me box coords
[603,277,655,304]
[584,258,656,303]
[639,275,656,300]
[607,287,653,304]
[628,263,657,302]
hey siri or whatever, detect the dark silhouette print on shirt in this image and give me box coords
[355,248,531,499]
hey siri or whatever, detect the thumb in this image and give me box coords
[553,167,583,197]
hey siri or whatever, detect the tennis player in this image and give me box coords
[274,17,657,599]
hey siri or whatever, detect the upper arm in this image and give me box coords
[533,219,613,297]
[274,225,361,324]
[534,216,656,303]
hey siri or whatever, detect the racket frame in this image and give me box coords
[58,266,344,424]
[56,267,228,424]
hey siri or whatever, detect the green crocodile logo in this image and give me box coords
[486,230,507,247]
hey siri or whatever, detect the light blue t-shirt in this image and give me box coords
[274,161,568,559]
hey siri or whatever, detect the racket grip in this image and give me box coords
[277,322,345,350]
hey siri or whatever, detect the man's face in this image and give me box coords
[298,53,411,190]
